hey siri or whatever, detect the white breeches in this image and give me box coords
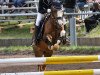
[36,13,44,26]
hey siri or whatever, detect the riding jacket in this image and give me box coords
[38,0,52,14]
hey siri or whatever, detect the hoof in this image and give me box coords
[50,44,59,50]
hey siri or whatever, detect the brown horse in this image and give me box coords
[32,3,67,71]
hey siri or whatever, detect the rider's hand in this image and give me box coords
[47,9,51,13]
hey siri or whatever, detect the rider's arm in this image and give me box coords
[48,1,52,9]
[38,0,44,13]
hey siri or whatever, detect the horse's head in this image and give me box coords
[45,2,68,47]
[51,1,64,27]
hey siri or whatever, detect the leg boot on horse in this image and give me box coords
[64,25,70,45]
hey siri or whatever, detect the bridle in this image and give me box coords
[50,5,64,26]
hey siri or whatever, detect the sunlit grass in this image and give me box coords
[0,21,100,39]
[0,22,33,39]
[0,46,33,53]
[60,46,100,51]
[85,23,100,37]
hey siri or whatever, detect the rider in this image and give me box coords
[32,0,63,45]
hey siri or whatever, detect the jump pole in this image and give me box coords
[1,69,100,75]
[0,55,100,64]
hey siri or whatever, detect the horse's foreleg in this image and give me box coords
[60,25,70,45]
[38,65,42,71]
[46,34,53,50]
[46,34,52,42]
[60,25,66,37]
[42,64,46,71]
[51,40,61,50]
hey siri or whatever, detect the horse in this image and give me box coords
[32,2,67,71]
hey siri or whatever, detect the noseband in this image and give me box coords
[50,7,63,26]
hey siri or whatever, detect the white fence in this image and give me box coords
[0,55,100,64]
[0,0,39,14]
[1,55,100,75]
[1,69,100,75]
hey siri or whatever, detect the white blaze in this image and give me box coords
[57,10,63,25]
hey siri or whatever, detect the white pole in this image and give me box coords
[0,57,46,64]
[0,55,100,64]
[1,69,100,75]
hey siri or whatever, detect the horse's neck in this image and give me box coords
[43,14,56,34]
[50,14,56,27]
[43,14,60,44]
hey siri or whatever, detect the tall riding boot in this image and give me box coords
[34,26,40,45]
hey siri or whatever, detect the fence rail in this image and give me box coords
[0,55,100,64]
[0,12,99,17]
[0,37,100,47]
[0,55,100,75]
[1,69,100,75]
[0,7,37,10]
[0,12,100,46]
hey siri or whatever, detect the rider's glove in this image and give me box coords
[47,9,51,13]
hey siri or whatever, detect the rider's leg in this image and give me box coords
[33,13,44,45]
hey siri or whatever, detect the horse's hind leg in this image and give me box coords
[42,49,53,71]
[37,49,53,71]
[39,64,46,71]
[34,46,44,71]
[38,65,46,71]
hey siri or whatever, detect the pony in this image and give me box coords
[32,2,67,71]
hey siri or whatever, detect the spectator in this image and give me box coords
[10,0,26,13]
[13,0,25,7]
[63,0,77,36]
[77,0,88,11]
[63,0,76,13]
[84,3,100,33]
[0,0,3,5]
[8,0,13,8]
[0,0,3,14]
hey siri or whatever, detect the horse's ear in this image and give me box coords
[51,6,54,10]
[51,6,54,12]
[51,5,57,12]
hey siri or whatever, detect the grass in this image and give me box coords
[85,24,100,37]
[0,22,33,39]
[0,21,18,26]
[0,21,100,39]
[0,46,100,54]
[60,46,100,51]
[0,46,32,53]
